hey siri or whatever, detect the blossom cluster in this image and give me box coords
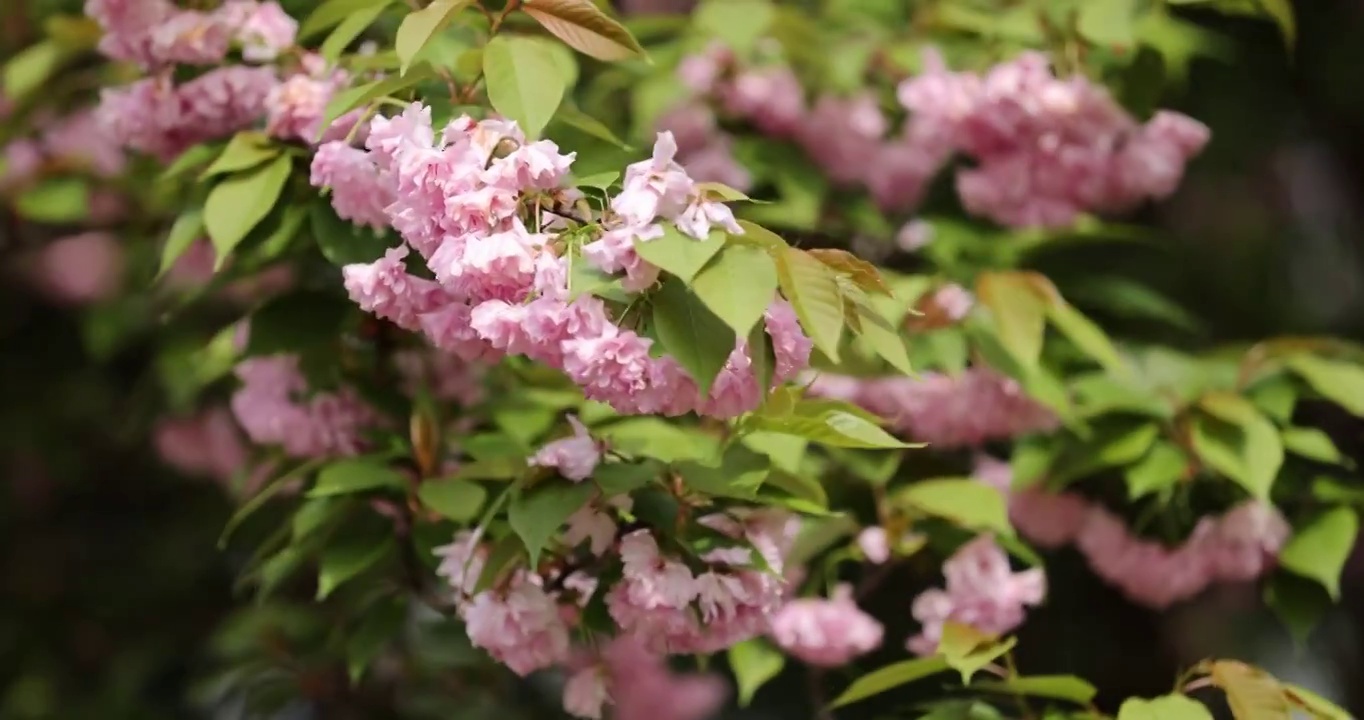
[98,67,279,161]
[668,43,947,213]
[907,534,1046,655]
[564,637,728,720]
[229,354,379,458]
[806,367,1059,448]
[433,504,797,718]
[767,583,885,666]
[319,105,813,418]
[86,0,295,69]
[897,51,1211,228]
[975,456,1291,608]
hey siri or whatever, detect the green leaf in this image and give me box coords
[1124,441,1188,499]
[418,479,488,522]
[508,481,596,567]
[1195,393,1284,499]
[574,170,619,188]
[158,208,205,279]
[594,461,659,495]
[650,276,737,397]
[690,244,779,338]
[854,304,914,375]
[807,248,892,296]
[520,0,646,61]
[1265,570,1332,646]
[310,459,407,498]
[1072,374,1173,419]
[474,532,527,592]
[1049,420,1160,487]
[1078,0,1138,47]
[1284,354,1364,417]
[219,459,326,548]
[599,417,719,462]
[15,178,89,223]
[774,246,844,361]
[293,497,347,540]
[937,623,1016,683]
[310,200,389,265]
[633,226,725,283]
[346,598,406,683]
[1278,506,1358,600]
[159,143,223,183]
[751,409,912,450]
[322,3,389,63]
[483,35,567,140]
[396,0,473,74]
[1208,660,1291,720]
[201,131,278,179]
[321,66,435,133]
[1282,427,1346,465]
[896,481,1011,536]
[1118,692,1216,720]
[975,675,1098,705]
[317,535,391,599]
[1048,301,1127,375]
[555,104,632,149]
[3,41,64,100]
[678,445,770,499]
[827,656,950,709]
[694,0,775,53]
[728,639,784,707]
[245,291,350,359]
[977,272,1047,369]
[204,155,293,265]
[301,0,394,39]
[1247,377,1297,423]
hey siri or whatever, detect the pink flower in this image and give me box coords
[30,232,125,304]
[602,637,728,720]
[907,535,1045,654]
[153,407,248,482]
[857,527,891,564]
[342,246,450,331]
[310,141,393,231]
[434,530,486,596]
[229,354,378,458]
[225,0,297,62]
[896,219,935,252]
[563,666,611,719]
[463,577,572,675]
[718,67,805,137]
[529,415,601,481]
[764,300,813,382]
[612,132,697,226]
[769,584,884,666]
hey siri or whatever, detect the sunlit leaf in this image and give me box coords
[396,0,473,74]
[895,481,1011,536]
[418,478,488,522]
[729,639,784,707]
[690,243,779,338]
[827,656,949,709]
[1278,506,1359,600]
[1208,660,1291,720]
[204,155,293,266]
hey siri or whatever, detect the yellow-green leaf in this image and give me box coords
[204,155,293,265]
[201,131,278,179]
[483,34,566,140]
[418,478,488,522]
[1117,694,1214,720]
[827,656,949,709]
[158,208,205,279]
[508,480,596,567]
[690,243,779,338]
[301,0,394,39]
[1196,392,1283,499]
[520,0,646,61]
[395,0,473,74]
[976,675,1098,705]
[1278,506,1358,600]
[977,272,1047,369]
[1048,300,1127,375]
[896,481,1011,536]
[1284,354,1364,417]
[633,225,724,282]
[728,639,784,707]
[1209,660,1291,720]
[775,247,844,361]
[322,3,389,63]
[1281,427,1346,465]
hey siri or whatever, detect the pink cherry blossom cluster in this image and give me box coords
[897,51,1211,228]
[768,583,884,666]
[672,44,948,213]
[229,354,379,458]
[607,511,794,654]
[318,105,813,418]
[974,456,1291,608]
[563,637,728,720]
[98,67,278,161]
[85,0,295,69]
[907,534,1046,655]
[805,367,1059,447]
[529,415,603,481]
[431,506,796,708]
[154,407,248,482]
[265,54,364,144]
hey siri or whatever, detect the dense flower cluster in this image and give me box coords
[907,534,1046,655]
[99,67,278,160]
[898,51,1210,228]
[669,43,947,212]
[229,354,379,458]
[564,637,728,720]
[806,367,1058,447]
[86,0,295,69]
[320,106,813,418]
[975,457,1291,608]
[768,583,884,666]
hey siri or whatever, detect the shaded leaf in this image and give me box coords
[508,481,596,566]
[651,276,737,396]
[975,675,1098,705]
[317,535,391,599]
[1048,300,1127,375]
[1195,393,1283,499]
[418,478,488,522]
[301,0,394,39]
[158,208,205,278]
[396,0,473,74]
[310,459,407,497]
[201,131,278,179]
[322,3,389,63]
[1125,441,1188,499]
[321,66,435,132]
[15,178,88,223]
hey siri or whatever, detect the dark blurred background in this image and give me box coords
[4,0,1364,718]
